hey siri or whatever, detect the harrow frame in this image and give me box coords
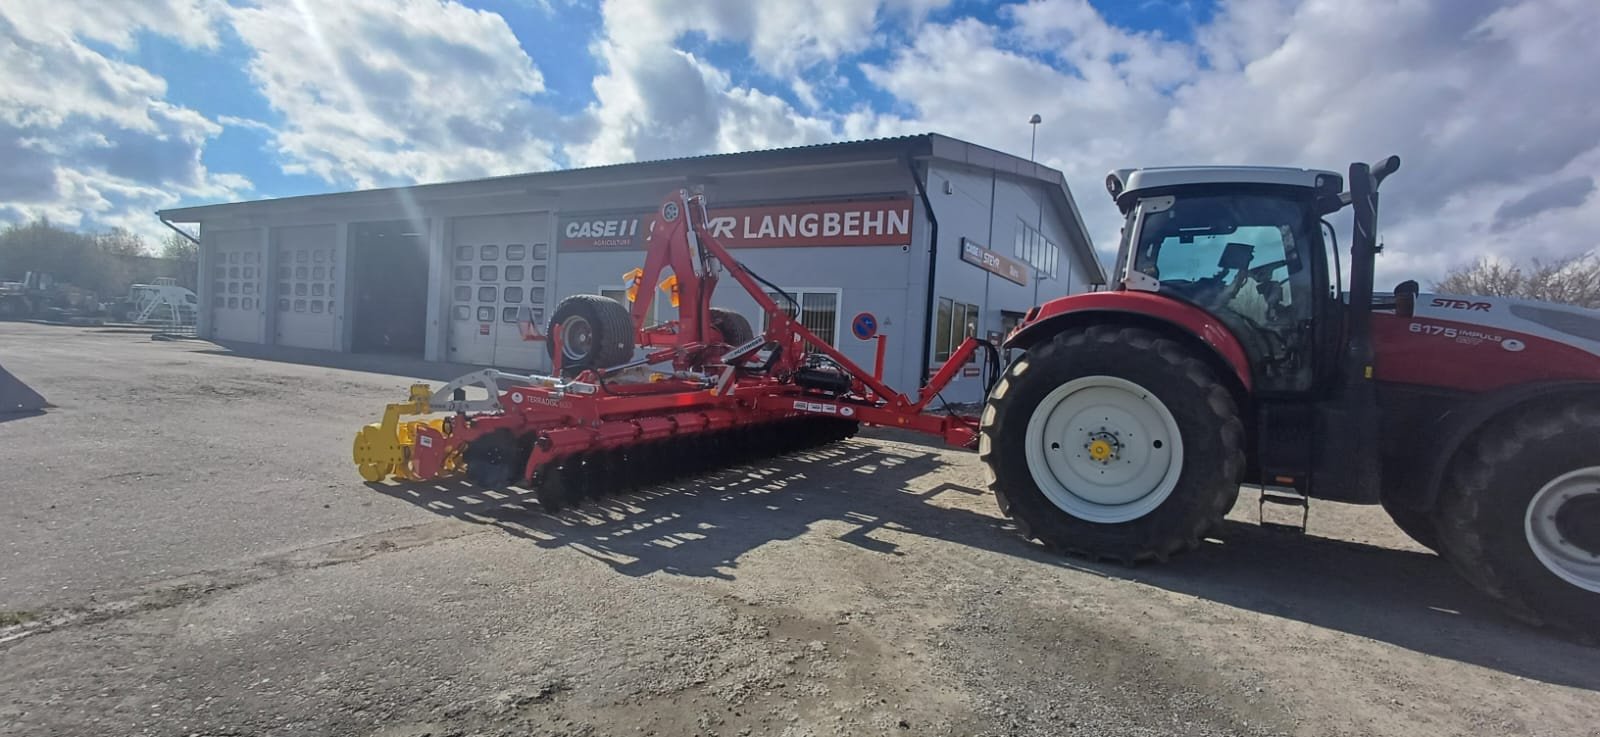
[354,189,993,506]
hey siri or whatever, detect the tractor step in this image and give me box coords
[1257,488,1309,533]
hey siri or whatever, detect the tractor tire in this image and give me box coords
[547,294,635,375]
[709,307,754,345]
[1436,404,1600,639]
[1381,495,1440,552]
[979,325,1245,563]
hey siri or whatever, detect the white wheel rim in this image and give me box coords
[1023,375,1184,523]
[560,315,593,362]
[1525,467,1600,593]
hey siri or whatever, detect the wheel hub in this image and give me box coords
[1085,431,1122,464]
[560,315,594,361]
[1023,375,1183,524]
[1555,494,1600,556]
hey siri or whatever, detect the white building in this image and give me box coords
[158,134,1105,402]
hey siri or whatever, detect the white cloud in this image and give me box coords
[227,0,559,189]
[852,0,1600,285]
[568,0,950,167]
[3,0,1595,285]
[0,0,247,242]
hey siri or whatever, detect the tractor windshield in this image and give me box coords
[1126,192,1318,390]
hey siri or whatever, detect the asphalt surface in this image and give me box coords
[1,322,1597,737]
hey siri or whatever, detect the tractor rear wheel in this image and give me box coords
[1437,404,1600,639]
[547,294,635,375]
[980,325,1244,562]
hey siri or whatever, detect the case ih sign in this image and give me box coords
[960,238,1029,286]
[560,198,913,252]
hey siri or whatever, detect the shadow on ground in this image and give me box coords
[367,439,1599,692]
[196,340,487,382]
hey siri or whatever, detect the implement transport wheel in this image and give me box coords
[1437,404,1600,639]
[709,307,754,345]
[547,294,635,375]
[979,325,1244,563]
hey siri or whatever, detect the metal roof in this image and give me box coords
[158,133,1105,284]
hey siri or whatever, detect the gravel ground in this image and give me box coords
[1,322,1597,737]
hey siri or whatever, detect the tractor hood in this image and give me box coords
[1372,293,1600,392]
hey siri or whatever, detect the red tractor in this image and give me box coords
[356,156,1597,637]
[986,156,1598,637]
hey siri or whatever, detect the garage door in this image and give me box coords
[208,228,264,343]
[273,225,342,351]
[447,214,551,369]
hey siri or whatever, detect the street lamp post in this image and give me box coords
[1028,113,1042,163]
[1028,114,1045,304]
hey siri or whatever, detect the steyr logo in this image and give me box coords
[1431,298,1491,312]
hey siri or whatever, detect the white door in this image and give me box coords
[208,229,265,342]
[447,214,551,369]
[273,225,342,351]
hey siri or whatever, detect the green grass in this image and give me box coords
[0,610,36,627]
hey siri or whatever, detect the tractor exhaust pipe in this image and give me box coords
[1312,155,1399,504]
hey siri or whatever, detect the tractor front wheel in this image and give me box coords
[1437,404,1600,639]
[980,325,1245,562]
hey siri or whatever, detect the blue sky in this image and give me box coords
[1,0,1594,283]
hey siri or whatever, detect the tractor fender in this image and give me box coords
[1006,292,1255,393]
[1397,380,1600,511]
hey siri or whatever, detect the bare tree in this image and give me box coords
[1433,254,1600,308]
[159,233,198,262]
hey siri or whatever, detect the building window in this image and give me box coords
[761,289,840,347]
[506,244,526,260]
[1014,219,1060,279]
[456,245,474,262]
[934,297,978,362]
[532,243,549,260]
[504,265,524,281]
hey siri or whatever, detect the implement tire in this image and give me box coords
[709,307,754,345]
[1436,404,1600,639]
[547,294,635,375]
[979,325,1244,563]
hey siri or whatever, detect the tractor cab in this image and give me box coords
[1104,166,1347,394]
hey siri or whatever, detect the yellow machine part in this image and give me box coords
[351,384,436,482]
